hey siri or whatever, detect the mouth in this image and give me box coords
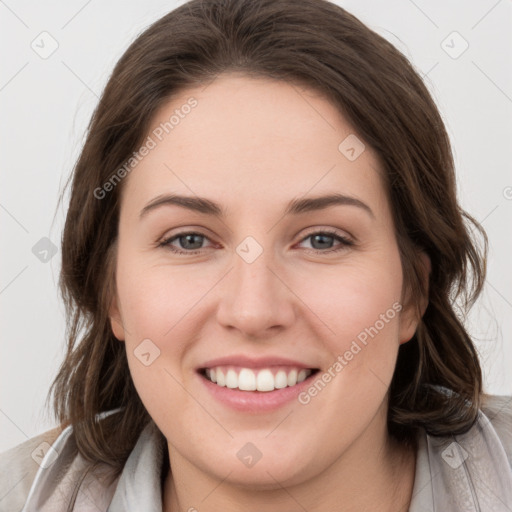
[198,365,321,392]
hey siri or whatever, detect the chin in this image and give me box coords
[197,440,316,489]
[213,459,311,490]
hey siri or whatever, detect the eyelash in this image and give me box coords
[157,229,354,255]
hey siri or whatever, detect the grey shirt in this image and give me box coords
[2,394,511,511]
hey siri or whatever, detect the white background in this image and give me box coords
[1,0,511,453]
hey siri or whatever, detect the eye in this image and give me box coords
[297,230,353,253]
[158,232,214,254]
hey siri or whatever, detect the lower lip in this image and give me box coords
[197,371,318,413]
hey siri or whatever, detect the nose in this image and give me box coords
[216,244,296,338]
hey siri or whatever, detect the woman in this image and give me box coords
[1,0,511,510]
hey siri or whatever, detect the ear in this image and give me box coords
[399,251,431,344]
[109,293,126,342]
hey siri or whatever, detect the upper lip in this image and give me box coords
[197,355,318,371]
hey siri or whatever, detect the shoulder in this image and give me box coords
[411,394,512,510]
[0,421,121,512]
[480,393,512,467]
[0,426,63,512]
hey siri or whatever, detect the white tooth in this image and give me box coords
[216,368,226,386]
[274,370,288,389]
[256,369,275,392]
[226,369,238,389]
[287,369,298,386]
[211,366,311,390]
[238,368,257,391]
[297,369,307,383]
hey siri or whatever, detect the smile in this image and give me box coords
[200,366,319,392]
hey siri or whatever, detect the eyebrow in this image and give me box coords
[139,193,374,219]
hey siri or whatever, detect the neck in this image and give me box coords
[162,410,416,512]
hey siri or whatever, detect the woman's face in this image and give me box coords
[109,73,422,487]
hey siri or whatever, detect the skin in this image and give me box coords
[109,72,429,512]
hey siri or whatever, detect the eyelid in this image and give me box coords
[298,226,353,242]
[157,230,217,252]
[294,228,354,252]
[157,225,217,244]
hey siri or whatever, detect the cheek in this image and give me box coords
[116,254,216,344]
[294,252,403,341]
[116,260,203,431]
[291,249,404,395]
[114,254,223,417]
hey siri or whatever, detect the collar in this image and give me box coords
[107,421,166,512]
[409,409,512,510]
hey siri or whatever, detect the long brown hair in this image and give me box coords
[48,0,487,479]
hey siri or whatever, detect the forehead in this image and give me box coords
[121,73,387,216]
